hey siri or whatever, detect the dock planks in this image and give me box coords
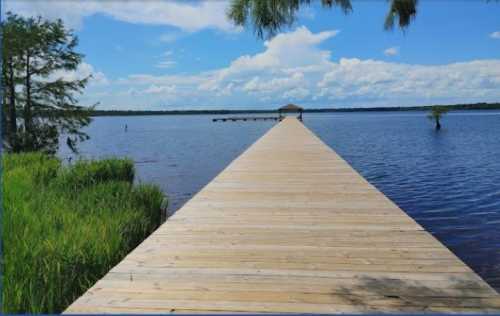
[66,117,500,313]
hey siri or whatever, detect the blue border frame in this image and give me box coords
[0,0,4,311]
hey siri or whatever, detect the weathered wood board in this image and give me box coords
[65,117,500,314]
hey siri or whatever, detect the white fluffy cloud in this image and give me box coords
[156,51,177,69]
[318,58,500,103]
[144,84,176,95]
[490,31,500,39]
[86,26,500,109]
[4,0,235,32]
[198,27,338,93]
[232,26,338,71]
[49,62,109,86]
[38,62,110,107]
[159,31,184,43]
[384,46,399,56]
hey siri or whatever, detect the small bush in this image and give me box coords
[2,153,165,313]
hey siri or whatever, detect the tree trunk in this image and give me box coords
[435,117,441,130]
[24,53,33,150]
[2,88,7,146]
[7,59,19,151]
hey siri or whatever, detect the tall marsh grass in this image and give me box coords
[2,153,165,313]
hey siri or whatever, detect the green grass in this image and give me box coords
[2,153,165,313]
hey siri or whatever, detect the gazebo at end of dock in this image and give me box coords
[279,103,303,121]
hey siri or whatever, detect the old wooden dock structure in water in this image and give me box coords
[212,116,279,122]
[66,117,500,313]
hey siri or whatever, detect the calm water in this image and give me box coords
[59,111,500,291]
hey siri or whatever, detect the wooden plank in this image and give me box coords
[65,117,499,314]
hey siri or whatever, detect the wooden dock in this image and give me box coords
[66,117,500,313]
[212,116,278,122]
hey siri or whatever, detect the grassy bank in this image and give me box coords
[2,153,165,313]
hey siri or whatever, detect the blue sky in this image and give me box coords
[4,0,500,110]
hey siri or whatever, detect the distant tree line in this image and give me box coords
[86,103,500,117]
[304,102,500,113]
[2,13,92,154]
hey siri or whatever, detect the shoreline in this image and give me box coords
[89,102,500,117]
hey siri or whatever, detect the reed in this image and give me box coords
[2,153,165,313]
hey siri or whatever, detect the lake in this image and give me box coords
[59,111,500,291]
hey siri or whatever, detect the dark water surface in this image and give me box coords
[59,111,500,291]
[59,115,275,211]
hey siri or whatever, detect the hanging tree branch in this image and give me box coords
[227,0,420,39]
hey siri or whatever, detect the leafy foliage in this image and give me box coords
[1,13,93,154]
[227,0,419,39]
[384,0,418,30]
[228,0,351,39]
[427,106,449,130]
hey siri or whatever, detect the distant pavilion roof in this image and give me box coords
[279,104,303,112]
